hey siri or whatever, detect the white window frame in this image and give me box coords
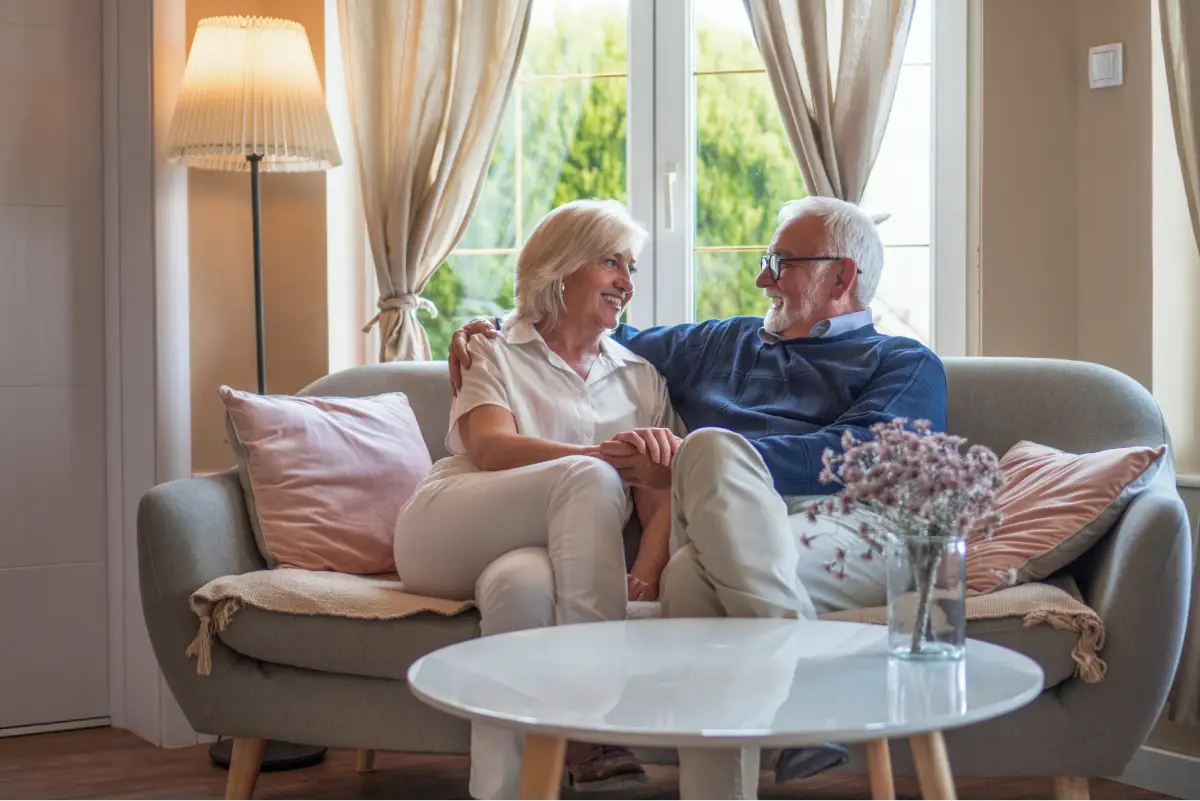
[626,0,970,356]
[931,0,969,356]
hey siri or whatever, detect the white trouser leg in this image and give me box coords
[678,747,762,800]
[661,429,888,619]
[395,458,629,800]
[664,427,814,620]
[659,543,724,619]
[788,500,889,615]
[469,548,556,800]
[662,429,888,799]
[662,429,798,799]
[394,455,630,625]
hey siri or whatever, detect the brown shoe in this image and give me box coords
[563,742,647,793]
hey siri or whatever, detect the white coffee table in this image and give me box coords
[407,618,1043,800]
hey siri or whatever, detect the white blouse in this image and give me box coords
[429,319,680,480]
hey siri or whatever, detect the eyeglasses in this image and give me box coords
[759,253,861,281]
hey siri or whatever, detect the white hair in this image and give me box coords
[513,199,648,329]
[778,197,884,306]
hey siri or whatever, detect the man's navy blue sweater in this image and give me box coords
[612,317,947,497]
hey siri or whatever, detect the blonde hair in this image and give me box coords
[513,199,648,329]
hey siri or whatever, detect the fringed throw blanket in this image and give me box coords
[186,569,473,676]
[822,579,1106,683]
[187,569,1104,682]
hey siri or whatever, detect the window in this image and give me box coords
[419,0,963,359]
[422,1,630,357]
[692,0,806,323]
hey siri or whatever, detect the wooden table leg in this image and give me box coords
[518,733,567,800]
[910,731,956,800]
[865,739,896,799]
[1052,776,1090,800]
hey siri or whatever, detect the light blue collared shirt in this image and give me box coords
[758,308,875,344]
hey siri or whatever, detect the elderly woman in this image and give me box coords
[393,199,680,799]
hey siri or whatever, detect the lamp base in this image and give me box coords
[208,738,327,772]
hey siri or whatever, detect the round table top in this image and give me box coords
[407,618,1045,749]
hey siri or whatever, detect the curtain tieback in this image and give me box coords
[362,294,438,334]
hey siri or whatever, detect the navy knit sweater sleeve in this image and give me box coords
[614,318,947,497]
[748,346,948,495]
[611,320,720,388]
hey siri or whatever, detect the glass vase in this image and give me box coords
[887,656,967,724]
[886,532,967,661]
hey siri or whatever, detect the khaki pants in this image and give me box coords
[662,428,887,800]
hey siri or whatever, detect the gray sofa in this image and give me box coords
[138,358,1192,799]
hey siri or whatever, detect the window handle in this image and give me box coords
[664,163,678,232]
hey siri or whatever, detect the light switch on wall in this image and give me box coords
[1089,43,1123,89]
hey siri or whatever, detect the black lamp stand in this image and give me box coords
[206,153,327,773]
[250,153,267,396]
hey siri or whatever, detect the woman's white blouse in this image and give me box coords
[431,319,680,479]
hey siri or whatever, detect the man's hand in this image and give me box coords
[607,428,683,466]
[599,443,674,490]
[449,317,501,396]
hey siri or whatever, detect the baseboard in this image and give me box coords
[0,717,111,738]
[1115,745,1200,798]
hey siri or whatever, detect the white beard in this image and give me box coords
[764,299,800,334]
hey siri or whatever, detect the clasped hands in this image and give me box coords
[593,427,681,490]
[449,317,680,491]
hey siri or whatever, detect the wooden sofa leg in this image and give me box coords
[226,738,266,800]
[1052,777,1089,800]
[357,749,376,773]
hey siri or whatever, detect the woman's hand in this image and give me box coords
[602,428,682,466]
[449,317,501,396]
[627,573,659,602]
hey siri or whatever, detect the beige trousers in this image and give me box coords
[393,456,632,800]
[662,428,887,800]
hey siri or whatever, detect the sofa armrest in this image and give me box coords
[1059,475,1192,765]
[137,472,266,728]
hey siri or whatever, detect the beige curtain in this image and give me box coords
[1160,0,1200,725]
[744,0,914,202]
[338,0,532,361]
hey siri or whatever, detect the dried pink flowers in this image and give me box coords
[803,418,1004,579]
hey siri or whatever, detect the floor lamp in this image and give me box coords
[165,15,341,770]
[166,14,341,395]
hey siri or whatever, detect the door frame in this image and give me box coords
[103,0,199,747]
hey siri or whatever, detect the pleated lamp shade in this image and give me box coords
[167,16,341,172]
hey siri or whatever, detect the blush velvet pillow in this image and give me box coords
[220,386,433,574]
[965,440,1167,595]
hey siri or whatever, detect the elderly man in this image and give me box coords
[449,196,947,798]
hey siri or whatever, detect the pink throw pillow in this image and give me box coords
[965,440,1167,595]
[220,386,432,574]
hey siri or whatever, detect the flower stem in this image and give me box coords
[909,543,943,655]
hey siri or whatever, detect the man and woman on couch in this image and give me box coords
[392,195,947,799]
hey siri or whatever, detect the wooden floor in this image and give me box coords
[0,727,1173,800]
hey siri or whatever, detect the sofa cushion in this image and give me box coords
[220,601,1079,690]
[220,386,432,574]
[959,615,1079,688]
[219,607,481,681]
[966,440,1167,594]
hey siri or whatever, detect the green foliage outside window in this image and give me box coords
[418,6,805,359]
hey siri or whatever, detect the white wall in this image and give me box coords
[978,0,1156,388]
[187,0,331,476]
[103,0,198,747]
[0,0,109,731]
